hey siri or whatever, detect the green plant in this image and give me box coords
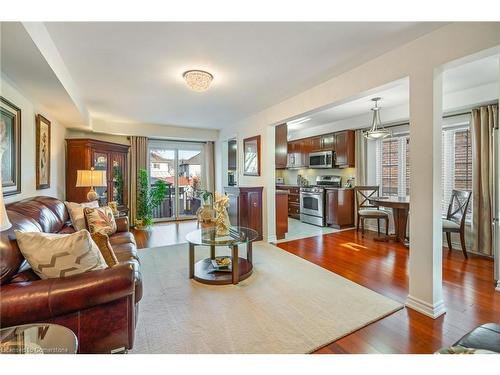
[196,189,213,205]
[136,169,168,227]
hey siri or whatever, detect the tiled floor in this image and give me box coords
[276,218,340,243]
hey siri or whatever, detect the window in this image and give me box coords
[442,125,472,214]
[376,135,410,197]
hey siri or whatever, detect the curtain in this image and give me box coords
[129,136,148,224]
[204,141,215,193]
[471,104,498,256]
[354,129,367,186]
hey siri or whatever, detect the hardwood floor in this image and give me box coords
[133,221,498,354]
[277,229,499,354]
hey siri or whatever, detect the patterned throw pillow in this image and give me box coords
[91,232,119,267]
[15,230,107,279]
[65,201,99,231]
[84,206,117,235]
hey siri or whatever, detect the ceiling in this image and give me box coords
[287,55,499,138]
[43,22,446,129]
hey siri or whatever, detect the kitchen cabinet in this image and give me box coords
[325,189,354,229]
[277,185,300,219]
[321,133,335,150]
[309,136,322,152]
[334,130,355,168]
[228,139,237,170]
[66,139,129,209]
[287,139,308,168]
[224,186,263,240]
[276,190,289,240]
[275,123,288,169]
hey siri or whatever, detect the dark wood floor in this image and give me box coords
[277,229,499,354]
[133,221,499,354]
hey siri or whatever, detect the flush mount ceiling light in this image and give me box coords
[183,70,214,92]
[363,97,391,140]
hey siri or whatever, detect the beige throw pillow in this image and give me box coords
[15,230,108,279]
[65,201,99,231]
[83,206,117,235]
[91,232,119,267]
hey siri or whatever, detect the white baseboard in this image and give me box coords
[267,234,277,243]
[405,295,446,319]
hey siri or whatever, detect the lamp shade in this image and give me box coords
[76,169,107,187]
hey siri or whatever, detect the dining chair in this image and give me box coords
[443,189,472,259]
[354,186,389,236]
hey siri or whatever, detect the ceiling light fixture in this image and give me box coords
[363,97,390,140]
[183,70,214,92]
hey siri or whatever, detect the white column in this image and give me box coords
[406,67,446,318]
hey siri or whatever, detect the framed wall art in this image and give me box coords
[243,135,261,176]
[0,97,21,196]
[36,114,51,190]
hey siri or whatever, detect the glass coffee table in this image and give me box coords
[186,226,258,285]
[0,323,78,354]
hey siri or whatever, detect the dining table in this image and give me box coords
[367,195,410,245]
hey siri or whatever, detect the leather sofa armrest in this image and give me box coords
[115,216,130,232]
[0,263,135,328]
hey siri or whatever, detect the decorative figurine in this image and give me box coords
[213,192,231,236]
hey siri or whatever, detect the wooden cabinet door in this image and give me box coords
[110,152,127,206]
[334,130,355,168]
[275,124,288,169]
[310,136,322,152]
[321,134,335,150]
[92,151,109,206]
[247,191,262,236]
[325,190,338,225]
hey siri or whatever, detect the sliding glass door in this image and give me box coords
[148,141,205,221]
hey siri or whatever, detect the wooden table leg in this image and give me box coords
[247,241,253,264]
[210,245,215,260]
[189,243,195,279]
[393,207,409,245]
[232,245,239,285]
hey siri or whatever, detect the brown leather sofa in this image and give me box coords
[0,196,142,353]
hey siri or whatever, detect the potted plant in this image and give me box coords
[135,168,168,230]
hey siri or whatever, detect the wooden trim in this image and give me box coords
[243,135,261,176]
[35,114,51,190]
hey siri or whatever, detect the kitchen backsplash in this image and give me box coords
[276,167,356,186]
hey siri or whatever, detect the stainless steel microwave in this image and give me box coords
[308,151,334,169]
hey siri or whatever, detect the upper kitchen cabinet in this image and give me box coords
[228,139,237,171]
[275,123,288,169]
[308,134,335,152]
[334,130,355,168]
[321,133,335,150]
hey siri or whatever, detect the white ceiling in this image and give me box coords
[287,55,499,138]
[43,22,446,129]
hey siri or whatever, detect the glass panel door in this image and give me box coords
[178,149,203,218]
[148,141,204,221]
[92,151,108,206]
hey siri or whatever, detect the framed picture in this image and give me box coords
[243,135,261,176]
[36,114,51,190]
[0,97,21,196]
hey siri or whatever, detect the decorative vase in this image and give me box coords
[196,204,215,228]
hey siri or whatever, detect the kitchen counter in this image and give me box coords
[276,189,289,195]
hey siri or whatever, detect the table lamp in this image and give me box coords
[76,168,107,201]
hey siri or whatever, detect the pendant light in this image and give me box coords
[363,97,390,140]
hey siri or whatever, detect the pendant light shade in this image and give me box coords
[363,97,390,140]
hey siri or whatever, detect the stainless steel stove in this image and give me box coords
[300,176,342,226]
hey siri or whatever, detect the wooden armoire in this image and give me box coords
[66,139,130,210]
[224,186,263,241]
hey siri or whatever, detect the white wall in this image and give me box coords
[1,74,67,204]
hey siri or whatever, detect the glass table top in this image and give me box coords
[186,226,259,246]
[0,323,78,354]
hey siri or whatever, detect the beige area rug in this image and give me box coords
[131,242,402,354]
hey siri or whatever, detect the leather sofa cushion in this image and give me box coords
[109,232,136,246]
[454,323,500,353]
